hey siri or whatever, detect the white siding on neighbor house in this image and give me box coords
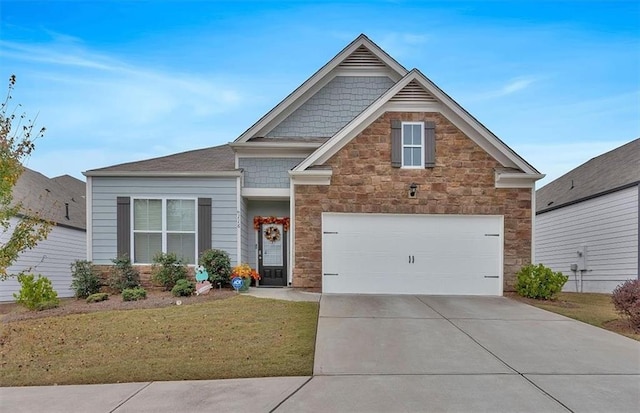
[0,218,86,301]
[91,177,238,266]
[535,186,639,293]
[238,158,304,188]
[246,201,290,270]
[266,76,394,138]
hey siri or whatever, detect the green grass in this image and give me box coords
[0,295,319,386]
[511,292,639,341]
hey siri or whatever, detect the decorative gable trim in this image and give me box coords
[294,69,542,180]
[390,80,437,103]
[338,45,387,69]
[234,34,408,143]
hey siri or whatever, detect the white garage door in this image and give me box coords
[322,213,503,295]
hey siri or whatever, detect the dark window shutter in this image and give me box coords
[391,120,402,168]
[116,197,130,259]
[198,198,212,257]
[424,121,436,168]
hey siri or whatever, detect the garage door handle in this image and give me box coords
[408,255,415,264]
[324,273,339,276]
[484,234,500,237]
[484,275,499,278]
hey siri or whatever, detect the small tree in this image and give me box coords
[1,75,51,280]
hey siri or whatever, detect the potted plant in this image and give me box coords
[230,263,260,292]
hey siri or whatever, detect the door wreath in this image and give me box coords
[264,226,281,243]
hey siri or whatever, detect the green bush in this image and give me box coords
[171,279,195,297]
[13,274,59,311]
[70,260,102,298]
[611,279,640,331]
[199,249,231,287]
[86,292,109,303]
[152,252,188,290]
[109,256,140,293]
[516,264,568,300]
[122,287,147,301]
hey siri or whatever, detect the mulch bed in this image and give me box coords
[0,289,236,323]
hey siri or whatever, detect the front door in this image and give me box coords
[258,223,287,286]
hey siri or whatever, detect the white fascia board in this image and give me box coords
[289,169,332,185]
[230,141,322,158]
[495,171,546,188]
[83,170,242,177]
[241,188,291,199]
[234,35,407,144]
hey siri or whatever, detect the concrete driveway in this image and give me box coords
[277,294,640,412]
[2,294,639,412]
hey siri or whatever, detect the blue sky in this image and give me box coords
[1,0,638,187]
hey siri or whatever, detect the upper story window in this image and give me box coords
[132,198,196,264]
[402,122,424,168]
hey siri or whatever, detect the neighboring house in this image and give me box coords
[0,168,86,301]
[84,34,543,295]
[535,138,639,293]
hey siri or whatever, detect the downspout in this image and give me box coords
[531,186,536,265]
[85,176,92,261]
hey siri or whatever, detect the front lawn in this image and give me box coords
[0,295,319,386]
[509,292,640,341]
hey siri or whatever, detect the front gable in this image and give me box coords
[234,34,407,143]
[292,70,543,188]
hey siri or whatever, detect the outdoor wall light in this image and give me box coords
[409,183,418,198]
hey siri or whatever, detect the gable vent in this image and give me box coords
[390,80,438,103]
[339,46,386,68]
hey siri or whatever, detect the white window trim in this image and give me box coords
[401,121,424,169]
[130,197,198,265]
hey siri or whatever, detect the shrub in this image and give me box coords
[86,292,109,303]
[13,274,59,311]
[151,252,188,290]
[171,279,195,297]
[122,287,147,301]
[109,256,140,293]
[516,264,568,300]
[611,279,640,331]
[70,260,102,298]
[199,249,231,287]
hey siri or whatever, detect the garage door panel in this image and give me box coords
[322,213,503,295]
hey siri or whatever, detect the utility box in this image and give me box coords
[576,245,588,271]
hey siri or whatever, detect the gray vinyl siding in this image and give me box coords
[246,200,290,270]
[91,177,238,266]
[266,76,394,138]
[0,218,86,301]
[535,186,639,293]
[238,158,304,188]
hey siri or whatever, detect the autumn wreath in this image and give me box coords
[264,226,281,242]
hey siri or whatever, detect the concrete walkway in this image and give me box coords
[1,293,639,412]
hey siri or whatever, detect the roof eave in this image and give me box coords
[83,170,242,178]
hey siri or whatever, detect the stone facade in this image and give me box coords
[94,264,196,292]
[293,111,532,291]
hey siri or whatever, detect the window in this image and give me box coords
[402,122,424,168]
[132,198,196,264]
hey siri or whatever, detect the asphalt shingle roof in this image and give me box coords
[536,138,640,214]
[12,168,86,230]
[85,144,235,173]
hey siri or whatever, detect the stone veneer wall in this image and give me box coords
[293,112,532,291]
[93,265,196,291]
